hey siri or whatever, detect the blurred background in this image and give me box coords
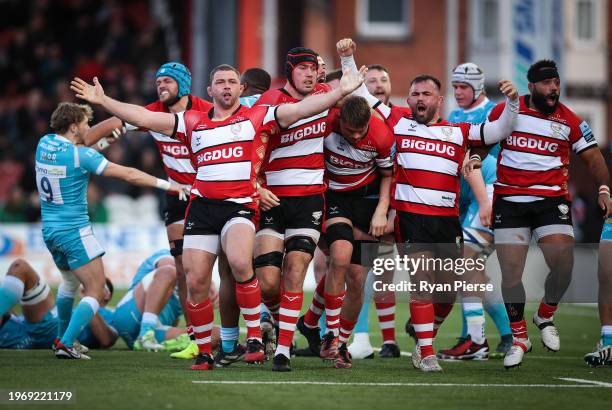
[0,0,610,285]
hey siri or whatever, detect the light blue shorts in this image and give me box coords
[42,225,105,271]
[114,290,181,349]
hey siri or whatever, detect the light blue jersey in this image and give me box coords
[240,94,261,108]
[36,134,108,270]
[129,249,173,291]
[448,98,496,125]
[0,307,58,349]
[36,134,109,229]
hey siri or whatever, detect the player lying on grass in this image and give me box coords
[0,258,117,351]
[113,249,220,352]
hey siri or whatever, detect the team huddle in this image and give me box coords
[1,37,611,373]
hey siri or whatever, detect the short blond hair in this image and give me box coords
[50,102,93,134]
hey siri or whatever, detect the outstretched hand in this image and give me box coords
[70,77,106,105]
[339,66,368,96]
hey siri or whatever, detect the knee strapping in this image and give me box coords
[325,223,354,246]
[170,239,183,256]
[21,280,51,306]
[253,251,283,269]
[285,236,317,256]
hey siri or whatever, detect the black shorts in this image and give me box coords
[325,183,380,233]
[184,197,256,236]
[395,211,463,257]
[493,196,573,230]
[164,193,189,226]
[258,193,325,236]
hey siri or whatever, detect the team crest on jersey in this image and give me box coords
[311,211,323,225]
[441,127,453,140]
[549,122,565,139]
[230,123,242,140]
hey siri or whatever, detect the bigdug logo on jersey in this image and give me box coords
[197,146,244,163]
[401,139,456,156]
[328,153,371,169]
[280,123,326,144]
[506,135,559,152]
[162,144,189,156]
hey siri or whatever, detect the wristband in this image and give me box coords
[156,179,171,191]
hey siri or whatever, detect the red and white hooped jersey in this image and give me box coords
[376,103,486,217]
[324,110,394,192]
[490,95,597,199]
[173,105,279,209]
[256,84,332,197]
[145,96,213,191]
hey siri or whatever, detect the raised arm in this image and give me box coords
[84,116,124,147]
[102,162,189,200]
[337,38,384,109]
[469,80,519,145]
[275,66,367,128]
[71,77,175,136]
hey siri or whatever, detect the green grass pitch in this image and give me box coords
[1,292,611,410]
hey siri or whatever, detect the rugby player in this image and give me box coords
[71,63,367,371]
[35,102,188,359]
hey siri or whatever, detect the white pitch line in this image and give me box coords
[557,378,612,387]
[192,380,607,388]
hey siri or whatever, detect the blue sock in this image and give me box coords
[221,327,239,353]
[0,276,23,316]
[56,284,75,339]
[138,312,159,339]
[319,313,327,339]
[154,326,169,342]
[601,325,612,346]
[354,269,374,334]
[484,301,512,337]
[60,296,98,347]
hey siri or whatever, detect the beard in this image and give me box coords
[159,91,180,108]
[217,95,238,110]
[531,90,559,115]
[413,105,437,124]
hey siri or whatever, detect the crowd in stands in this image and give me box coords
[0,0,169,223]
